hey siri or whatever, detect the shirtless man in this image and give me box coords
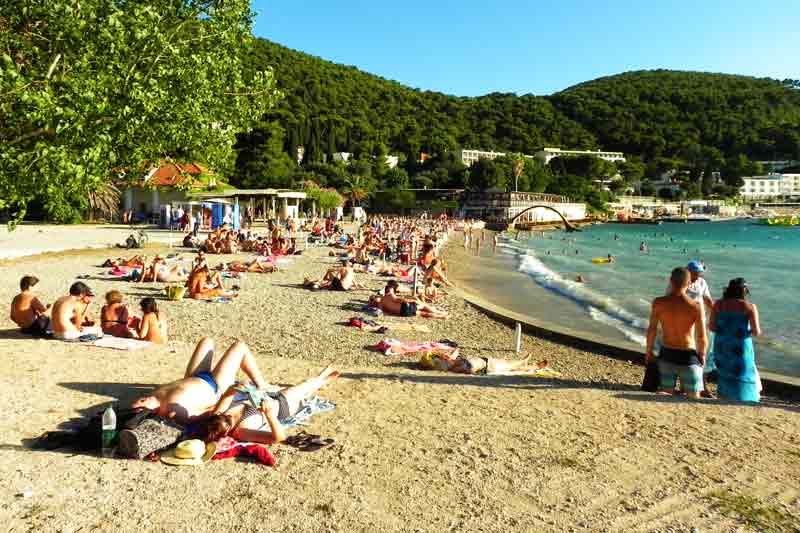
[10,275,51,336]
[130,337,267,423]
[379,280,448,319]
[304,263,363,291]
[51,282,104,340]
[645,267,707,399]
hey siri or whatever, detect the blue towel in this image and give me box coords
[280,397,336,428]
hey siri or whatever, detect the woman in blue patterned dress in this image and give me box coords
[709,278,762,403]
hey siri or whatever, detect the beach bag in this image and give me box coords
[164,285,186,300]
[641,360,661,392]
[117,417,184,459]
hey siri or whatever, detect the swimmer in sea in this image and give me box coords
[607,254,615,263]
[575,275,585,283]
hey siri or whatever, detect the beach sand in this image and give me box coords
[0,236,798,532]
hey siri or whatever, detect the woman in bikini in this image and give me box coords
[137,297,168,343]
[189,265,235,299]
[195,364,339,444]
[100,290,138,338]
[222,259,276,273]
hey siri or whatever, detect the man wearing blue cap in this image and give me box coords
[686,260,713,309]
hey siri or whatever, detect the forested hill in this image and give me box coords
[244,38,596,163]
[551,70,800,162]
[244,38,800,165]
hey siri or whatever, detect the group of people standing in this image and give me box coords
[646,260,762,402]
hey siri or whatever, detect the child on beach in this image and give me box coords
[101,290,138,338]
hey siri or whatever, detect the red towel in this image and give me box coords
[213,444,276,466]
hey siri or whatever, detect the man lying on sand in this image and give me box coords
[375,280,448,319]
[131,337,267,423]
[194,364,339,445]
[646,267,707,399]
[51,282,104,340]
[10,275,51,336]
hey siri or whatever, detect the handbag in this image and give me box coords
[641,360,661,392]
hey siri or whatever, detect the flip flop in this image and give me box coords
[285,431,336,452]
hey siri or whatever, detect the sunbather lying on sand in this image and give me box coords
[140,256,189,283]
[376,280,448,319]
[131,337,266,423]
[217,259,276,274]
[428,353,550,375]
[102,255,146,268]
[194,364,340,444]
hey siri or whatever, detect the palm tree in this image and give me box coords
[510,153,525,192]
[343,174,368,206]
[86,181,121,221]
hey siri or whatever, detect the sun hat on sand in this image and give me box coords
[160,439,216,466]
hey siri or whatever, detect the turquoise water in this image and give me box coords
[500,220,800,377]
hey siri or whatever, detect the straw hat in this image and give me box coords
[160,439,216,466]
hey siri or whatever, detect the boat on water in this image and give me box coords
[660,215,712,223]
[759,215,799,227]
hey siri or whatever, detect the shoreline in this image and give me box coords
[443,231,800,395]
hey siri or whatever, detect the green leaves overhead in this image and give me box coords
[1,0,280,225]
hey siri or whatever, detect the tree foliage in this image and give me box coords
[1,0,280,225]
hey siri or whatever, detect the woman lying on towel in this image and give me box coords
[102,255,146,268]
[194,364,339,444]
[216,259,276,274]
[131,337,268,423]
[421,352,553,376]
[139,256,188,283]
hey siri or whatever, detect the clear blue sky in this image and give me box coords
[251,0,800,97]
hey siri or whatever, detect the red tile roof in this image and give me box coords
[143,162,211,188]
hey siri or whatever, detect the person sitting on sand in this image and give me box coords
[188,265,235,300]
[137,297,168,343]
[645,267,707,399]
[304,263,363,291]
[10,275,51,336]
[222,232,239,254]
[420,276,444,304]
[131,337,267,423]
[100,290,138,338]
[378,280,448,319]
[194,364,340,445]
[51,282,104,340]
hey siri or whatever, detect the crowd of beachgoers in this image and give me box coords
[10,214,565,465]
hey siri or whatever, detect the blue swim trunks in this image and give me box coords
[193,371,218,395]
[657,360,703,393]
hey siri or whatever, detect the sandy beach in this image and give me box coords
[1,234,799,532]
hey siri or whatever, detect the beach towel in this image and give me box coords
[213,442,276,466]
[234,384,336,429]
[91,336,153,351]
[374,338,459,357]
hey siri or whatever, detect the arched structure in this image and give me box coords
[510,205,581,232]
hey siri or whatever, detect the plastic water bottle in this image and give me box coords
[101,407,117,458]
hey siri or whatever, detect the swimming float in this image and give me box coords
[591,258,612,264]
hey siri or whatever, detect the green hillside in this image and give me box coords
[233,38,800,205]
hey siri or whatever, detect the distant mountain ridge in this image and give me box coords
[245,38,800,164]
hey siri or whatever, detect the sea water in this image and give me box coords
[500,220,800,377]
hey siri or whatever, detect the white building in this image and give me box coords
[535,147,626,164]
[740,174,800,199]
[458,149,508,166]
[456,147,626,167]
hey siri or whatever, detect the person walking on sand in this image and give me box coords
[10,275,51,336]
[493,233,498,254]
[645,267,707,399]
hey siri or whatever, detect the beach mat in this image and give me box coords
[91,337,153,351]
